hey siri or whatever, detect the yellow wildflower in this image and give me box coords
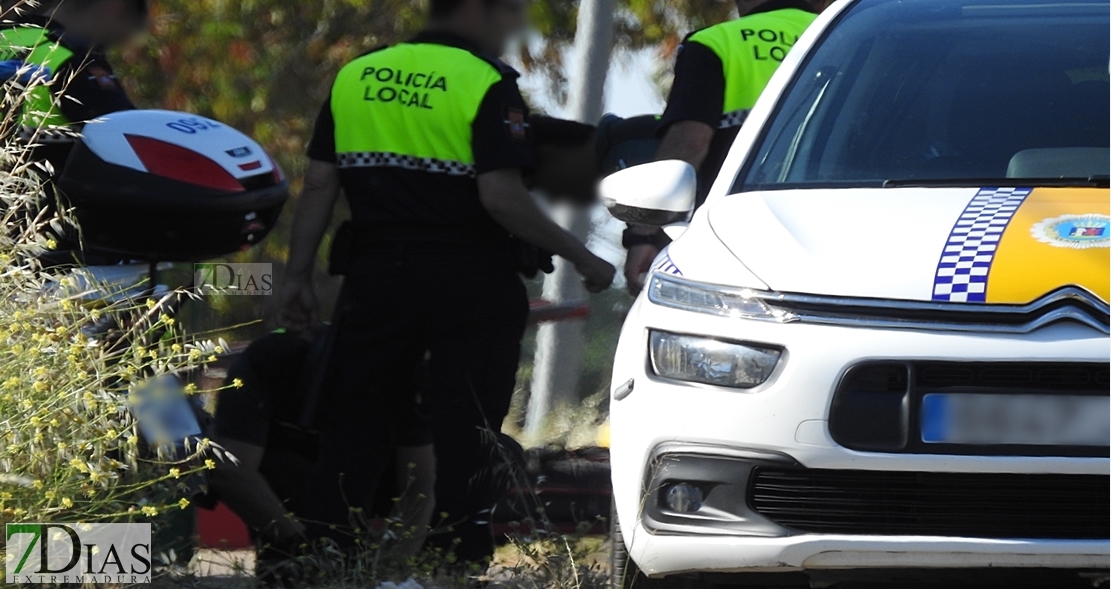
[141,505,158,516]
[232,378,244,389]
[204,459,216,470]
[169,468,181,479]
[60,497,73,508]
[178,498,190,510]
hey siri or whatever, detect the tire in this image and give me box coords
[611,501,688,589]
[610,502,634,589]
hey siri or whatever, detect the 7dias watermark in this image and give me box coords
[194,263,273,295]
[5,523,152,584]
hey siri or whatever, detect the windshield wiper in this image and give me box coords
[883,176,1110,188]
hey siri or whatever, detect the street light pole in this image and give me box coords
[525,0,615,441]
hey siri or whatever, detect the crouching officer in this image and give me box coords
[624,0,822,294]
[0,0,145,169]
[280,0,615,564]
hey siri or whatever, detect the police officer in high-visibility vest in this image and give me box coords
[280,0,615,563]
[0,0,145,170]
[623,0,823,294]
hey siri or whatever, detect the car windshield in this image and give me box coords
[737,0,1110,191]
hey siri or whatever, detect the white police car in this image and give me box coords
[603,0,1110,586]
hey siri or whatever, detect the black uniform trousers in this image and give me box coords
[302,242,528,563]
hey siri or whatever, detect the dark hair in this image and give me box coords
[428,0,496,19]
[529,115,595,149]
[53,0,149,17]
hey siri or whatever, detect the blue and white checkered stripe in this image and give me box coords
[652,253,682,276]
[931,187,1032,302]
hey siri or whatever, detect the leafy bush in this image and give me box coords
[0,193,220,525]
[0,80,219,539]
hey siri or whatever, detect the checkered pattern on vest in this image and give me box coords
[337,151,476,177]
[18,125,78,144]
[719,109,750,130]
[931,187,1032,303]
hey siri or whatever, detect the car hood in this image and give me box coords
[704,186,1110,304]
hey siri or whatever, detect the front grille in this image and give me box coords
[829,361,1110,456]
[750,468,1109,539]
[917,362,1110,389]
[768,286,1110,334]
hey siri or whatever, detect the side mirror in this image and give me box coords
[600,160,696,226]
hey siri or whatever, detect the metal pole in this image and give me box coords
[525,0,615,441]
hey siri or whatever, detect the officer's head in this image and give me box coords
[428,0,528,56]
[735,0,829,15]
[528,115,599,207]
[43,0,150,48]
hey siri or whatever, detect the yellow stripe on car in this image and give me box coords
[987,187,1110,304]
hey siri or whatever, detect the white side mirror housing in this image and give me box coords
[600,160,697,226]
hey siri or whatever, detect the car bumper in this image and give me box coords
[622,528,1110,576]
[609,296,1110,576]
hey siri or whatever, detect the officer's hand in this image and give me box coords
[624,244,661,296]
[576,255,616,294]
[278,280,318,337]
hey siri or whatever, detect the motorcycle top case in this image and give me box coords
[57,110,289,261]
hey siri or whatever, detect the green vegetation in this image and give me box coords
[0,131,218,535]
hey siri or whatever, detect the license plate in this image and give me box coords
[921,393,1110,446]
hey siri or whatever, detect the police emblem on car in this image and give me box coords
[1032,214,1111,249]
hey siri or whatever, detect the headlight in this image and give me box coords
[647,274,796,322]
[649,330,782,389]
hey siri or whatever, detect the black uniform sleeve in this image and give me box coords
[658,40,726,132]
[306,96,337,163]
[471,76,536,175]
[54,56,135,122]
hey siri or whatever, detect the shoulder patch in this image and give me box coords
[86,66,118,90]
[504,107,528,140]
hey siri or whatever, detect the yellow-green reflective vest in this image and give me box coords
[330,42,506,176]
[689,8,816,128]
[0,26,76,129]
